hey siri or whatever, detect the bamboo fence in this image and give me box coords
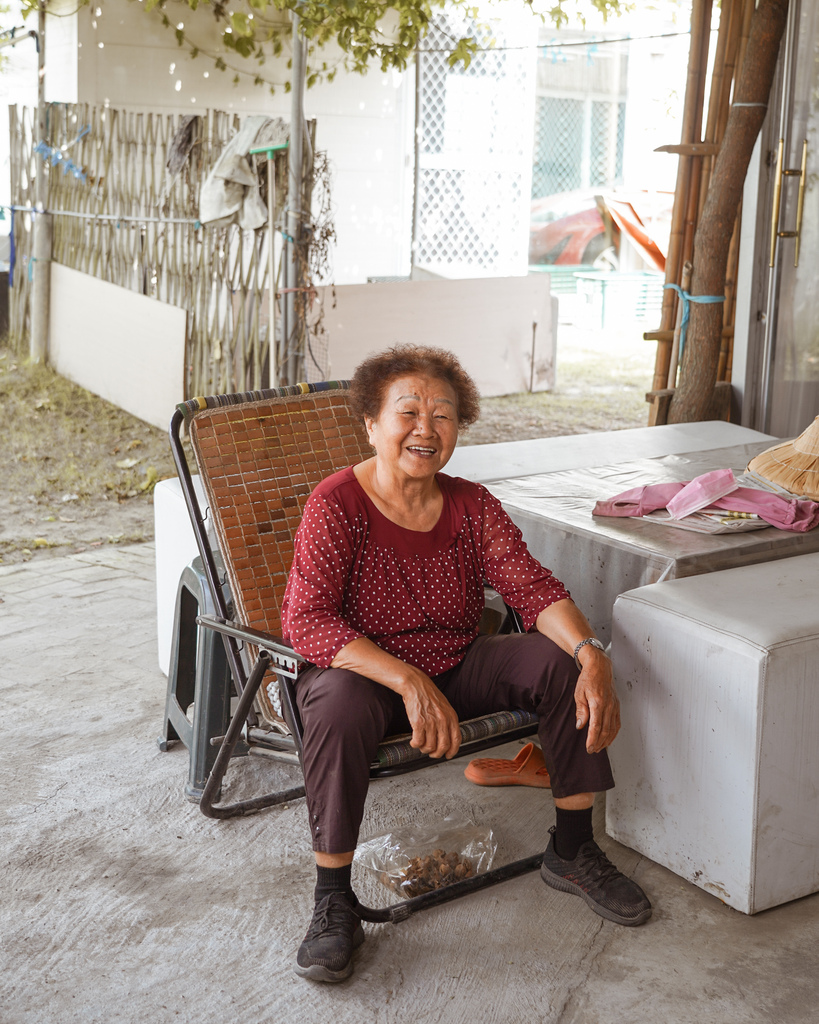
[8,103,303,397]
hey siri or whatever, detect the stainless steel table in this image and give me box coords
[487,441,819,645]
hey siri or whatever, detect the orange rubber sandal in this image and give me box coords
[464,742,551,788]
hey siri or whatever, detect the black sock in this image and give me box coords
[553,806,594,861]
[315,863,354,905]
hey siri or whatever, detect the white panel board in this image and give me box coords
[49,264,187,430]
[318,276,555,397]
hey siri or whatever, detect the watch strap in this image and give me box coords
[573,637,606,669]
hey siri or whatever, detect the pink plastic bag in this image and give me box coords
[666,468,738,520]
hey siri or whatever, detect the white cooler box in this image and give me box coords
[154,475,213,677]
[606,552,819,915]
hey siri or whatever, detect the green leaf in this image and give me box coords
[230,11,253,36]
[234,36,255,57]
[137,0,630,88]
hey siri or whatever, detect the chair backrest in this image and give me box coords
[180,382,371,723]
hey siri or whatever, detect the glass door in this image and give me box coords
[762,0,819,436]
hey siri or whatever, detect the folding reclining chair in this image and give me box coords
[160,381,545,923]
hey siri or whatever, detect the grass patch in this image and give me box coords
[0,347,179,507]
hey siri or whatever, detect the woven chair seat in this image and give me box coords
[374,710,538,769]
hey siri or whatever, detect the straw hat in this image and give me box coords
[747,416,819,500]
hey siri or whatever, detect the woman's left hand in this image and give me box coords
[535,599,621,754]
[573,649,620,754]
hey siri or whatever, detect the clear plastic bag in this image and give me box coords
[354,816,497,898]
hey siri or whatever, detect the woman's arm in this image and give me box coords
[535,599,620,755]
[281,492,365,666]
[477,486,619,754]
[331,637,462,760]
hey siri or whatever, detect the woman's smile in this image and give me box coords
[364,374,459,481]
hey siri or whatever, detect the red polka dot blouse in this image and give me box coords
[281,466,571,677]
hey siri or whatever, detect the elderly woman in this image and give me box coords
[282,345,650,983]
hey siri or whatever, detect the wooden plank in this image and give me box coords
[655,143,720,155]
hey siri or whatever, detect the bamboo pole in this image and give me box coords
[714,0,745,149]
[733,0,756,90]
[680,6,713,269]
[650,0,713,392]
[697,0,736,219]
[668,0,789,423]
[719,209,741,381]
[696,0,750,386]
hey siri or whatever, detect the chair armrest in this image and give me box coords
[195,614,305,679]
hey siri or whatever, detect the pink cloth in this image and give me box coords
[593,482,819,533]
[282,467,571,675]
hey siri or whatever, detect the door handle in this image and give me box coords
[769,138,808,268]
[794,138,808,267]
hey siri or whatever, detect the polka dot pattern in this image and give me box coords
[281,467,570,676]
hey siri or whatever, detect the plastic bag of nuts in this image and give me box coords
[354,816,497,898]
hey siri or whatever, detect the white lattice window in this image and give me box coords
[532,34,627,201]
[413,10,536,278]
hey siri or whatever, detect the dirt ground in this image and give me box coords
[0,322,654,565]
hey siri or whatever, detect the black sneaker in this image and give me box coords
[540,827,652,926]
[294,892,365,982]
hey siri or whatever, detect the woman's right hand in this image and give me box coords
[399,670,462,760]
[331,636,461,759]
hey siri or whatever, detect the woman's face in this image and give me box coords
[365,374,459,482]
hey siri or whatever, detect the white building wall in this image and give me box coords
[621,21,691,194]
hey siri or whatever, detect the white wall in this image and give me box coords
[77,1,412,284]
[0,0,78,217]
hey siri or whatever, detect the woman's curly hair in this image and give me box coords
[349,345,480,427]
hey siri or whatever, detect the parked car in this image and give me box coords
[528,190,617,266]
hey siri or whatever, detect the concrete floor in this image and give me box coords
[3,543,819,1024]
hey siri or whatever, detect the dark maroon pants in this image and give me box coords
[295,632,615,853]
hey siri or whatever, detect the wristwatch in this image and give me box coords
[573,637,607,669]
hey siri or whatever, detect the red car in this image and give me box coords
[528,191,616,266]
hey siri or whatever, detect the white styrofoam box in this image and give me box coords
[154,476,210,677]
[607,553,819,915]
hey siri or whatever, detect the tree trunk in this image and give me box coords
[667,0,789,423]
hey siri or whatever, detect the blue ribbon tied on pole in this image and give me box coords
[663,284,725,362]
